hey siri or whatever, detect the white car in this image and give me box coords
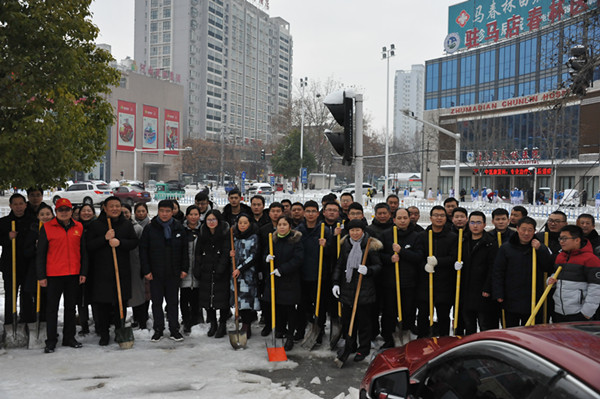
[341,183,376,195]
[246,183,273,196]
[53,181,113,206]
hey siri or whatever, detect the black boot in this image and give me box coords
[284,336,294,351]
[214,321,227,338]
[207,321,218,337]
[242,323,252,339]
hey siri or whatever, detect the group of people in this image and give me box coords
[2,187,600,364]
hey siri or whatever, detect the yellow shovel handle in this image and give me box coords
[269,233,276,330]
[526,267,562,326]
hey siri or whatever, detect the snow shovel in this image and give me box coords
[542,232,549,324]
[108,219,134,349]
[391,226,405,347]
[27,281,46,349]
[427,229,434,337]
[497,232,507,328]
[334,237,372,368]
[266,233,287,362]
[302,223,325,350]
[452,228,463,336]
[3,221,28,348]
[228,228,247,350]
[530,247,537,326]
[526,266,562,326]
[329,222,342,350]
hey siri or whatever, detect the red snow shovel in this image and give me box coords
[3,221,29,348]
[228,228,247,349]
[266,233,287,362]
[108,219,134,349]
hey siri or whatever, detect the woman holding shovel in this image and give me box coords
[230,214,261,338]
[195,210,231,338]
[332,219,382,364]
[86,196,139,346]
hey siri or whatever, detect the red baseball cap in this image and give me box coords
[55,198,73,209]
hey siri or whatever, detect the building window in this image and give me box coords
[162,57,170,67]
[426,63,439,93]
[498,85,514,100]
[425,98,438,110]
[150,9,158,19]
[150,22,157,32]
[441,59,457,90]
[459,92,475,105]
[518,80,536,96]
[460,55,476,87]
[151,46,158,56]
[479,88,494,103]
[519,38,537,75]
[540,30,559,71]
[163,7,171,18]
[150,34,158,44]
[438,176,453,195]
[499,45,516,79]
[441,95,455,108]
[559,176,575,190]
[163,45,170,54]
[163,21,171,30]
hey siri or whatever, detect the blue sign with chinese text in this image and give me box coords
[448,0,596,51]
[301,168,308,184]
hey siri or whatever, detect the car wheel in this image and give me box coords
[83,197,93,205]
[52,196,61,205]
[126,198,134,207]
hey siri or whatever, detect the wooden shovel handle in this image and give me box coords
[230,227,239,319]
[107,219,125,320]
[348,237,372,336]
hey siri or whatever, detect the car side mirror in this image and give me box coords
[370,368,410,399]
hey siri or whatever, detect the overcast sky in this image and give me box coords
[90,0,458,134]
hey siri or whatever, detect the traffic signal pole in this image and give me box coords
[354,94,364,200]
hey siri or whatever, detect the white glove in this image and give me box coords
[427,256,438,266]
[340,223,345,230]
[332,285,340,298]
[358,265,368,275]
[454,261,463,271]
[425,263,435,273]
[270,269,281,277]
[266,254,275,262]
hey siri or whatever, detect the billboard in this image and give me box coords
[142,105,158,152]
[447,0,596,51]
[116,100,136,151]
[164,109,180,155]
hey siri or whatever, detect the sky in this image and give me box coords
[89,0,459,134]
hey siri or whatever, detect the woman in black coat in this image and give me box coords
[194,210,231,338]
[76,203,96,335]
[86,197,139,345]
[263,216,304,351]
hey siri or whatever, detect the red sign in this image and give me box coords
[164,109,180,155]
[142,105,158,153]
[473,167,552,176]
[117,100,136,151]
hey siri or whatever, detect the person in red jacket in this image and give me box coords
[36,198,88,353]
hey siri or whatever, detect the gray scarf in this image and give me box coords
[345,236,363,283]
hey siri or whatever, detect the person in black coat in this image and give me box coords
[416,206,458,338]
[250,195,271,227]
[263,216,304,351]
[222,189,253,227]
[181,205,201,334]
[139,200,189,342]
[577,214,600,256]
[195,210,231,338]
[379,208,422,348]
[86,197,139,345]
[487,208,514,248]
[493,217,552,327]
[332,219,382,362]
[458,211,499,335]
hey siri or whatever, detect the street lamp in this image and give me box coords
[133,146,192,182]
[528,167,537,205]
[382,44,395,197]
[299,77,308,200]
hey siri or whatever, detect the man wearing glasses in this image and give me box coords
[457,211,499,334]
[535,211,568,260]
[548,225,600,322]
[36,198,87,353]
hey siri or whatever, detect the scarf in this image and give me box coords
[158,218,174,240]
[136,216,150,229]
[346,236,363,283]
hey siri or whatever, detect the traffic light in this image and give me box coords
[120,170,124,178]
[566,45,593,96]
[261,149,265,160]
[324,90,353,165]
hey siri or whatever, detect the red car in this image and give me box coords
[361,322,600,399]
[112,185,152,206]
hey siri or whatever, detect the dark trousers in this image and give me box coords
[3,276,35,324]
[417,302,452,338]
[553,312,587,323]
[133,301,150,328]
[275,303,296,338]
[504,311,530,327]
[341,303,372,355]
[239,309,254,324]
[381,286,416,342]
[46,275,79,346]
[179,287,200,328]
[296,279,332,335]
[76,284,89,329]
[206,308,229,324]
[95,302,124,338]
[461,307,500,335]
[150,276,180,333]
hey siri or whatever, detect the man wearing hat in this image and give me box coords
[36,198,88,353]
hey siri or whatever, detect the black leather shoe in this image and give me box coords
[99,335,110,346]
[354,352,368,362]
[63,339,82,348]
[260,326,272,337]
[284,337,294,351]
[44,345,55,354]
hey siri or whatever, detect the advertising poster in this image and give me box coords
[117,100,136,151]
[142,105,158,152]
[164,109,180,155]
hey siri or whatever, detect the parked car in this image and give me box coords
[112,185,151,206]
[341,183,376,195]
[360,322,600,399]
[52,181,112,206]
[246,183,273,196]
[154,181,186,201]
[560,189,579,207]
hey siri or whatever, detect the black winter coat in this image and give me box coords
[222,203,253,227]
[86,213,139,304]
[195,222,231,309]
[366,219,394,242]
[460,232,498,312]
[263,230,304,305]
[139,217,188,279]
[295,221,335,282]
[492,232,553,314]
[379,224,422,289]
[0,211,35,279]
[487,228,515,248]
[416,225,458,304]
[332,233,383,306]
